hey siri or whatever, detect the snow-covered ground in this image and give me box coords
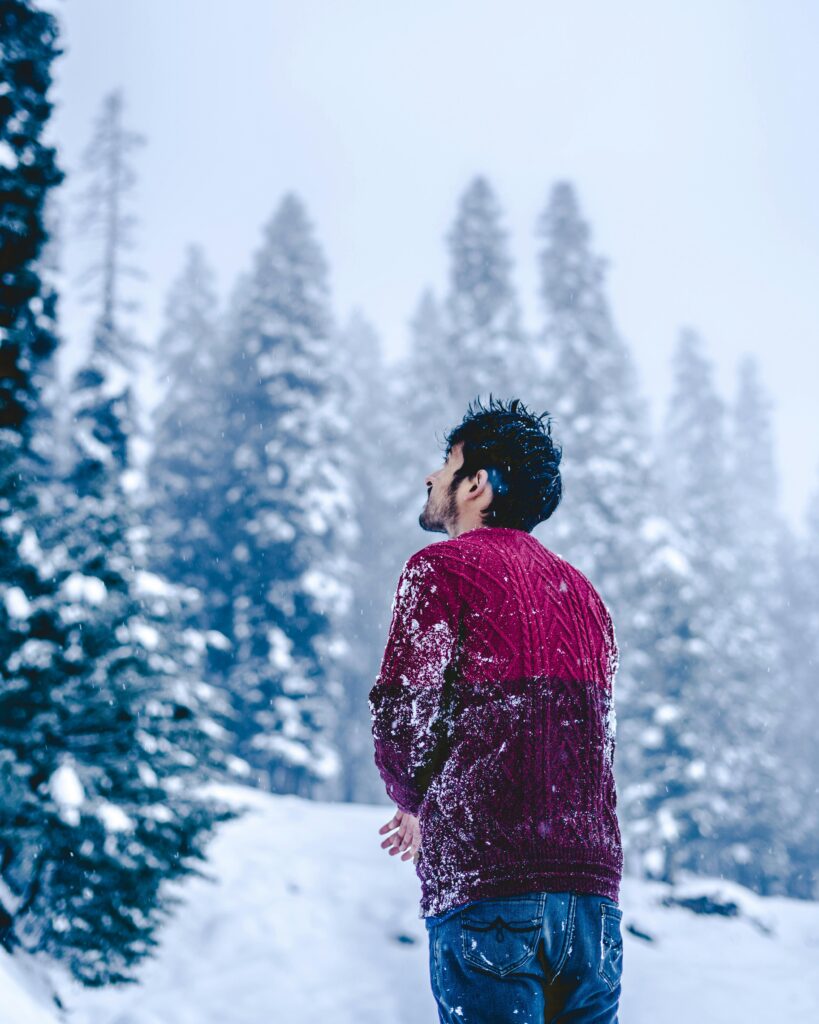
[4,782,819,1023]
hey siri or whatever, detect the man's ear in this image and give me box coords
[468,469,492,496]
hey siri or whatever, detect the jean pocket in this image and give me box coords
[598,902,624,991]
[460,894,545,978]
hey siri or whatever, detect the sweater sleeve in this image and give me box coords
[367,552,459,816]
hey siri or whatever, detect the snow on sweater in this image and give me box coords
[368,525,623,918]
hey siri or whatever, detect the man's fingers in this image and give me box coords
[389,817,409,855]
[380,815,407,851]
[381,828,401,850]
[378,811,402,835]
[402,832,420,862]
[376,810,421,862]
[398,820,413,852]
[401,822,420,860]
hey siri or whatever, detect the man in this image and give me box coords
[368,396,624,1023]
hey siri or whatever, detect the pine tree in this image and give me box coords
[645,328,735,883]
[719,355,791,890]
[0,0,63,461]
[534,181,702,887]
[1,54,237,981]
[443,175,528,419]
[212,193,356,797]
[0,0,65,955]
[62,83,143,592]
[774,474,819,898]
[145,244,232,636]
[45,306,237,976]
[616,510,705,883]
[652,329,779,889]
[74,89,148,366]
[70,86,151,501]
[535,181,654,598]
[658,329,733,564]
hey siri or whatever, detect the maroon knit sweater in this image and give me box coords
[368,525,623,918]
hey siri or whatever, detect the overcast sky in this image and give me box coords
[47,0,819,530]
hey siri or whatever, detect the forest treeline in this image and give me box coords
[1,0,817,989]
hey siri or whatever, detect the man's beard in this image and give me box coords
[418,485,458,534]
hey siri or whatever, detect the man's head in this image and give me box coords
[419,395,563,538]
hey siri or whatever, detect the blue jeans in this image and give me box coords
[424,890,623,1023]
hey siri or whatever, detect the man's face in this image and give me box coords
[419,442,464,535]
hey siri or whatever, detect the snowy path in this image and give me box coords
[57,784,437,1024]
[3,782,817,1023]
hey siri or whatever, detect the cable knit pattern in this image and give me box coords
[368,525,623,919]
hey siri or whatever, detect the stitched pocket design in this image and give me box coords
[598,902,624,991]
[460,895,545,978]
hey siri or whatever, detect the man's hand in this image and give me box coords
[378,808,422,864]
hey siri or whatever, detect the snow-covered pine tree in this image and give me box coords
[0,0,63,466]
[443,175,528,420]
[658,329,733,566]
[73,89,149,376]
[772,472,819,898]
[326,309,395,801]
[647,328,735,883]
[385,178,527,559]
[145,245,233,636]
[719,354,792,892]
[655,328,775,890]
[9,497,240,985]
[0,70,238,982]
[534,181,654,603]
[617,509,706,885]
[71,86,152,496]
[534,181,704,888]
[212,193,356,798]
[0,0,64,955]
[173,268,259,703]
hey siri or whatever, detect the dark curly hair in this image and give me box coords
[442,394,563,533]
